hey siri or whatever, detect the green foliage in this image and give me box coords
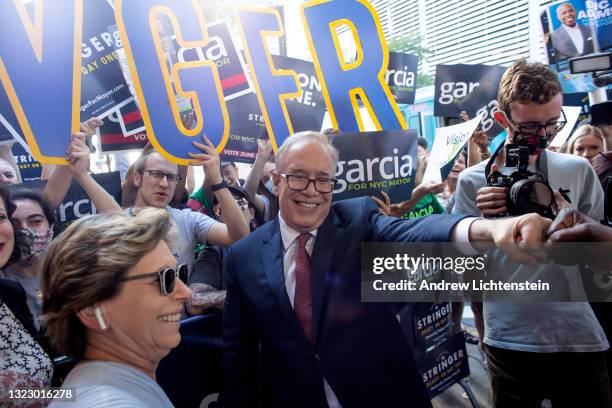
[387,33,434,88]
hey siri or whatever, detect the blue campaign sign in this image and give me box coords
[417,332,470,399]
[236,6,301,152]
[115,0,229,164]
[3,0,413,164]
[0,1,83,164]
[12,142,42,183]
[332,130,418,203]
[301,0,407,133]
[80,0,132,120]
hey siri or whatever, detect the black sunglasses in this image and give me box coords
[121,264,188,296]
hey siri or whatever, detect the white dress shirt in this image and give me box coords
[277,212,476,408]
[563,24,585,54]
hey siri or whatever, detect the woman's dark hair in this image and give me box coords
[0,186,25,266]
[11,189,56,226]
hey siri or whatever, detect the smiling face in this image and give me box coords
[557,3,577,27]
[101,240,191,362]
[573,134,604,163]
[0,160,17,186]
[133,153,178,209]
[273,139,335,233]
[0,197,14,267]
[221,163,239,187]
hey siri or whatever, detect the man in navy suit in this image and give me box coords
[551,2,596,60]
[222,131,551,407]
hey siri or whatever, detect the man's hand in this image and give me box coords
[80,117,103,137]
[552,189,571,214]
[472,129,489,152]
[418,180,445,195]
[476,184,508,217]
[189,135,223,185]
[257,138,273,159]
[371,191,392,216]
[186,283,226,315]
[470,213,552,265]
[545,209,612,270]
[66,133,91,177]
[548,209,612,242]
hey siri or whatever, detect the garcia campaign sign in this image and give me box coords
[332,130,417,203]
[386,52,418,105]
[434,64,505,137]
[0,0,407,165]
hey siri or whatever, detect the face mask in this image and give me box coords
[19,228,54,266]
[265,179,274,192]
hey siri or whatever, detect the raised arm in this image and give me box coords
[188,135,249,246]
[66,133,121,213]
[244,139,273,214]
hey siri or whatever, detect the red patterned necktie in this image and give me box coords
[294,232,313,342]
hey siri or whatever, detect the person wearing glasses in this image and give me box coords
[222,130,556,407]
[128,136,250,275]
[41,209,191,407]
[452,60,610,406]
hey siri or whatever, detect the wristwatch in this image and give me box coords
[210,181,228,192]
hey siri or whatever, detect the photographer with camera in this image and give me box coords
[452,60,610,407]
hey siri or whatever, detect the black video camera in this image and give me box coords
[486,140,555,218]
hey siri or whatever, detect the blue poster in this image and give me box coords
[80,0,133,119]
[542,0,612,70]
[12,143,42,183]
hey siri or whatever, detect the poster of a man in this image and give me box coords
[550,2,596,60]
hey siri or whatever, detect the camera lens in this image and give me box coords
[509,179,553,214]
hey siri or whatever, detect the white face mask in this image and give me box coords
[19,228,54,266]
[265,179,274,192]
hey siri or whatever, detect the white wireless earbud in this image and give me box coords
[94,306,107,331]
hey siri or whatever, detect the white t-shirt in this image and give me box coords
[453,151,608,352]
[126,206,218,274]
[50,360,174,408]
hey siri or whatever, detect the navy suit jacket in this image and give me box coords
[551,24,596,60]
[223,197,467,407]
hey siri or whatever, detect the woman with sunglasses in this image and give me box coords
[40,209,191,407]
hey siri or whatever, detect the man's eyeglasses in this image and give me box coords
[280,173,337,193]
[142,170,181,184]
[504,109,567,138]
[121,264,188,296]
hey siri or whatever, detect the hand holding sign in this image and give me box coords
[422,113,483,184]
[189,135,223,185]
[66,133,91,177]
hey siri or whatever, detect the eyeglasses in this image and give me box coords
[504,109,567,138]
[121,264,188,296]
[280,173,337,193]
[142,170,181,184]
